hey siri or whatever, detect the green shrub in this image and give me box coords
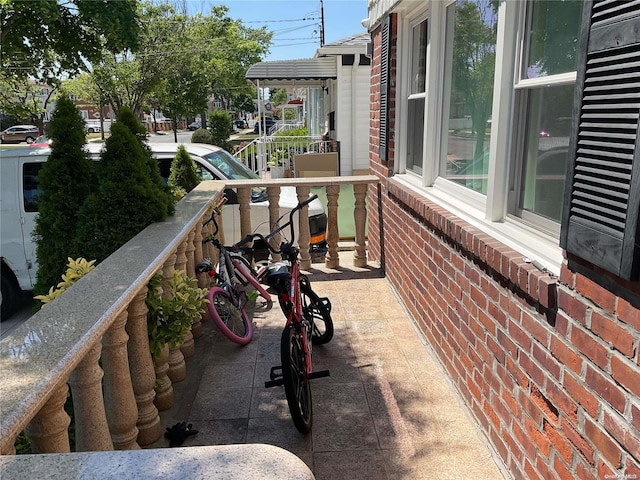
[33,96,95,295]
[168,145,199,198]
[191,127,213,144]
[208,110,233,150]
[274,127,308,137]
[74,118,172,262]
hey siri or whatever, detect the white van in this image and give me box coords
[0,143,327,317]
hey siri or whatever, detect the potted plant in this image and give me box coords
[146,269,208,408]
[268,149,288,178]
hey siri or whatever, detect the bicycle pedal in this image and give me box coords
[308,369,330,380]
[265,366,284,388]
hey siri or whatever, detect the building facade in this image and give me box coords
[365,1,640,478]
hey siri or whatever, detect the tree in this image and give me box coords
[168,145,200,198]
[33,96,96,294]
[74,113,172,262]
[208,110,233,151]
[1,0,139,116]
[452,0,498,159]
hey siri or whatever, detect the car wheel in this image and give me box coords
[1,271,19,320]
[87,128,95,133]
[25,136,35,144]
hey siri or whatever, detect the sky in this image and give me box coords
[186,0,369,61]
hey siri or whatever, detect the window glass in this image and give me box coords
[440,0,498,194]
[518,85,573,221]
[524,1,583,79]
[23,163,43,212]
[406,18,428,173]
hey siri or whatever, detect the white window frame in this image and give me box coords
[392,0,565,274]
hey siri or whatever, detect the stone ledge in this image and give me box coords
[0,444,314,480]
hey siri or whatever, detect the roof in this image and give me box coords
[245,57,337,87]
[245,32,370,87]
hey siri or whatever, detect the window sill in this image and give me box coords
[389,174,564,277]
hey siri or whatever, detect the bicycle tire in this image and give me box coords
[207,287,253,345]
[231,256,271,302]
[279,278,334,345]
[281,325,312,433]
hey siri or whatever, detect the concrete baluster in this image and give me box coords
[193,218,206,336]
[186,229,196,278]
[126,287,162,446]
[162,253,187,382]
[353,183,368,267]
[296,186,312,270]
[267,186,282,262]
[176,239,195,359]
[325,185,340,268]
[22,381,71,454]
[238,186,252,240]
[102,310,140,450]
[68,341,113,451]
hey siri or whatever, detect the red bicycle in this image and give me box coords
[236,194,333,433]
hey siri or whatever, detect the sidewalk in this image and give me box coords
[148,253,507,480]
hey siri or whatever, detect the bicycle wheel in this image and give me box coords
[207,287,253,345]
[281,325,312,433]
[279,277,334,345]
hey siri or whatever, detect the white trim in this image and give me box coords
[515,72,577,89]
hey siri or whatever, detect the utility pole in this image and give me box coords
[320,0,325,46]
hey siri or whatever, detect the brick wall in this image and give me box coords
[367,22,640,480]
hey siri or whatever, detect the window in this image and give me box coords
[514,1,584,225]
[440,0,497,194]
[23,163,43,212]
[406,18,428,173]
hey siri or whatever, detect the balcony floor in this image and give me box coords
[147,253,506,480]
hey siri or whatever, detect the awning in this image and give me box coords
[245,57,337,88]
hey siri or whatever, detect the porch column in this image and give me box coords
[353,183,368,267]
[325,185,340,268]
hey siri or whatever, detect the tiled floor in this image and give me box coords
[148,254,507,480]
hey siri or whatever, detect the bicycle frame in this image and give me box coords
[282,255,312,375]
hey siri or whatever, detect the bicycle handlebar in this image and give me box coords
[232,194,318,254]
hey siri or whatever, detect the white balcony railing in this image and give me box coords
[0,175,378,477]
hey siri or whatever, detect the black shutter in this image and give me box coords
[560,0,640,281]
[379,14,392,162]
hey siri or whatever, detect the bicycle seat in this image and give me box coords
[264,263,291,286]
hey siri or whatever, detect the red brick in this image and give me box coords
[591,311,635,357]
[525,416,551,458]
[532,342,562,381]
[532,384,559,425]
[522,310,550,346]
[549,334,583,375]
[610,354,640,397]
[584,417,623,468]
[538,275,557,310]
[553,453,573,480]
[617,297,640,331]
[563,372,599,419]
[558,288,588,325]
[520,389,543,425]
[603,410,640,460]
[562,420,595,465]
[508,319,532,350]
[625,456,640,480]
[546,380,579,426]
[560,264,576,288]
[488,301,508,329]
[524,458,543,480]
[555,311,571,338]
[497,328,518,359]
[534,453,554,480]
[598,458,617,479]
[487,335,506,365]
[575,459,595,480]
[507,356,530,389]
[513,419,538,461]
[633,404,640,431]
[585,365,626,413]
[571,327,609,369]
[543,419,572,463]
[576,273,616,313]
[519,350,546,388]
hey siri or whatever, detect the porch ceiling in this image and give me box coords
[245,56,337,88]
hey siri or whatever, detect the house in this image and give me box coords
[246,32,371,175]
[364,1,640,479]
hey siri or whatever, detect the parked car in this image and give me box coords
[234,119,248,129]
[0,125,40,144]
[0,142,327,318]
[253,118,277,134]
[85,121,101,133]
[188,121,202,131]
[29,135,52,148]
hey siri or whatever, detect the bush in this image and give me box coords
[168,145,199,198]
[33,96,95,295]
[191,127,213,144]
[208,110,233,150]
[74,117,172,262]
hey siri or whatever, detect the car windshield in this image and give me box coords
[202,149,267,202]
[203,149,259,180]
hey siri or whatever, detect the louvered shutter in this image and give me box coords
[379,15,392,162]
[560,0,640,281]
